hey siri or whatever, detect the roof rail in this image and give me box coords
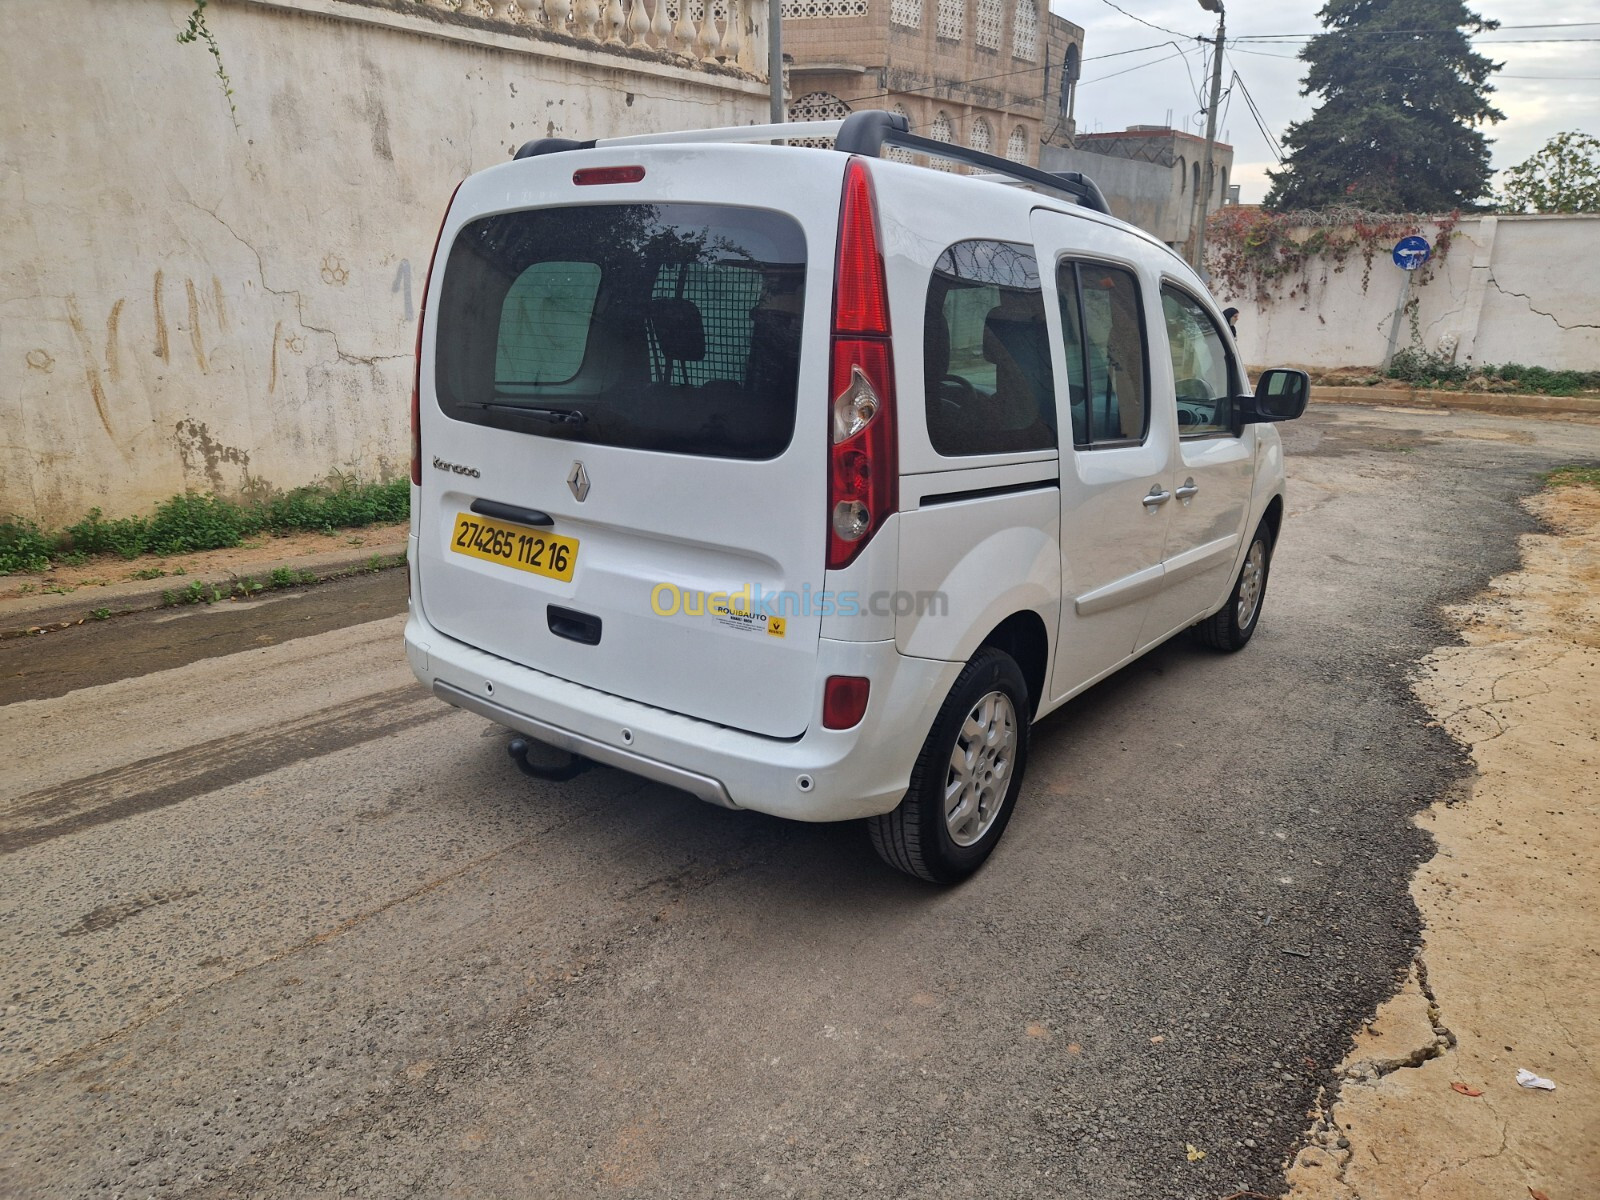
[511,112,1113,216]
[834,111,1112,215]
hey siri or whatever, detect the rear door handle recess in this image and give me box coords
[1143,486,1171,509]
[471,499,553,528]
[548,605,602,646]
[1175,478,1199,501]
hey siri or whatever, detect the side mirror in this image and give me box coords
[1239,368,1309,424]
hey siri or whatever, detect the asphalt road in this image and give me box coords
[3,404,1597,1200]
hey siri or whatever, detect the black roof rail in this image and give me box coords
[834,111,1113,216]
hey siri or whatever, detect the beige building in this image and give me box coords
[1042,126,1235,254]
[781,0,1084,168]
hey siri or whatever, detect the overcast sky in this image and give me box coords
[1054,0,1600,203]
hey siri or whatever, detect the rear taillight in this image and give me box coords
[822,675,871,729]
[827,160,897,570]
[412,181,463,486]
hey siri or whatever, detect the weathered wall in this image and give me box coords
[0,0,768,526]
[1042,131,1232,252]
[1212,214,1600,372]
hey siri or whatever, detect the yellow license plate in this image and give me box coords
[449,512,578,582]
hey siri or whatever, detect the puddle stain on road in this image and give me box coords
[0,686,447,856]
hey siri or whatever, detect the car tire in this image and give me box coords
[1189,520,1274,652]
[868,647,1031,884]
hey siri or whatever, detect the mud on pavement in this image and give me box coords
[1289,481,1600,1200]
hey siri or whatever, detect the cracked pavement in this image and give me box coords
[1,403,1597,1199]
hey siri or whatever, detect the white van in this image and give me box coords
[404,112,1308,883]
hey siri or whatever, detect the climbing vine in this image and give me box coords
[177,0,239,129]
[1207,206,1460,305]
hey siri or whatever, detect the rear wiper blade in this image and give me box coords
[485,403,587,426]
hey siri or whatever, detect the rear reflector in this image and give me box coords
[822,675,870,730]
[574,165,646,186]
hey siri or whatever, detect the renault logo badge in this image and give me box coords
[567,461,590,502]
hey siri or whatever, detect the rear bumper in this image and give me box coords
[403,604,962,822]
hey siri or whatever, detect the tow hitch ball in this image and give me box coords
[507,736,594,782]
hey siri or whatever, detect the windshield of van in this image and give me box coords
[434,203,807,460]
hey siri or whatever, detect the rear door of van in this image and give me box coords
[1031,209,1175,698]
[414,148,844,739]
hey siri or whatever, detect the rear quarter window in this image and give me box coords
[435,203,807,460]
[924,240,1057,458]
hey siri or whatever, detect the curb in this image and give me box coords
[1313,385,1600,418]
[0,541,408,640]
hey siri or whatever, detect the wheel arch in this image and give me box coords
[978,610,1050,719]
[1260,492,1284,546]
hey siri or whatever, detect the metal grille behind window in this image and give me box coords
[436,203,807,461]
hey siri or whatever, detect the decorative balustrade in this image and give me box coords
[417,0,763,74]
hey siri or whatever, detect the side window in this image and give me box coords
[924,241,1057,456]
[496,262,602,385]
[1056,261,1149,447]
[1160,285,1236,435]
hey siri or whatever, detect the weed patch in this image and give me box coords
[1387,351,1600,395]
[0,518,55,574]
[1544,466,1600,489]
[3,478,409,574]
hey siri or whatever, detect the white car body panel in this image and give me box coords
[405,136,1293,824]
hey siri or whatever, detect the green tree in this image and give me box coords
[1265,0,1503,212]
[1500,131,1600,214]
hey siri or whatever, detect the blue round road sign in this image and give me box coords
[1393,235,1432,271]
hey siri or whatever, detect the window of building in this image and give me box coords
[780,0,867,17]
[888,105,916,162]
[890,0,923,28]
[788,92,851,122]
[925,241,1057,457]
[976,0,1002,49]
[1161,285,1237,436]
[1061,43,1080,120]
[1012,0,1037,60]
[930,111,957,171]
[937,0,963,41]
[970,117,992,155]
[1057,261,1149,447]
[786,92,851,147]
[1006,125,1028,163]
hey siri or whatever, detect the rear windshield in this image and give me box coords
[435,203,807,460]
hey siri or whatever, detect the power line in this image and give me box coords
[1092,0,1199,43]
[1228,66,1284,166]
[1234,21,1600,41]
[1078,48,1192,88]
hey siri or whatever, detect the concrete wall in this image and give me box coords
[1212,214,1600,373]
[0,0,768,526]
[1041,132,1232,252]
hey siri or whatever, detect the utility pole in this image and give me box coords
[768,0,784,123]
[1190,1,1224,275]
